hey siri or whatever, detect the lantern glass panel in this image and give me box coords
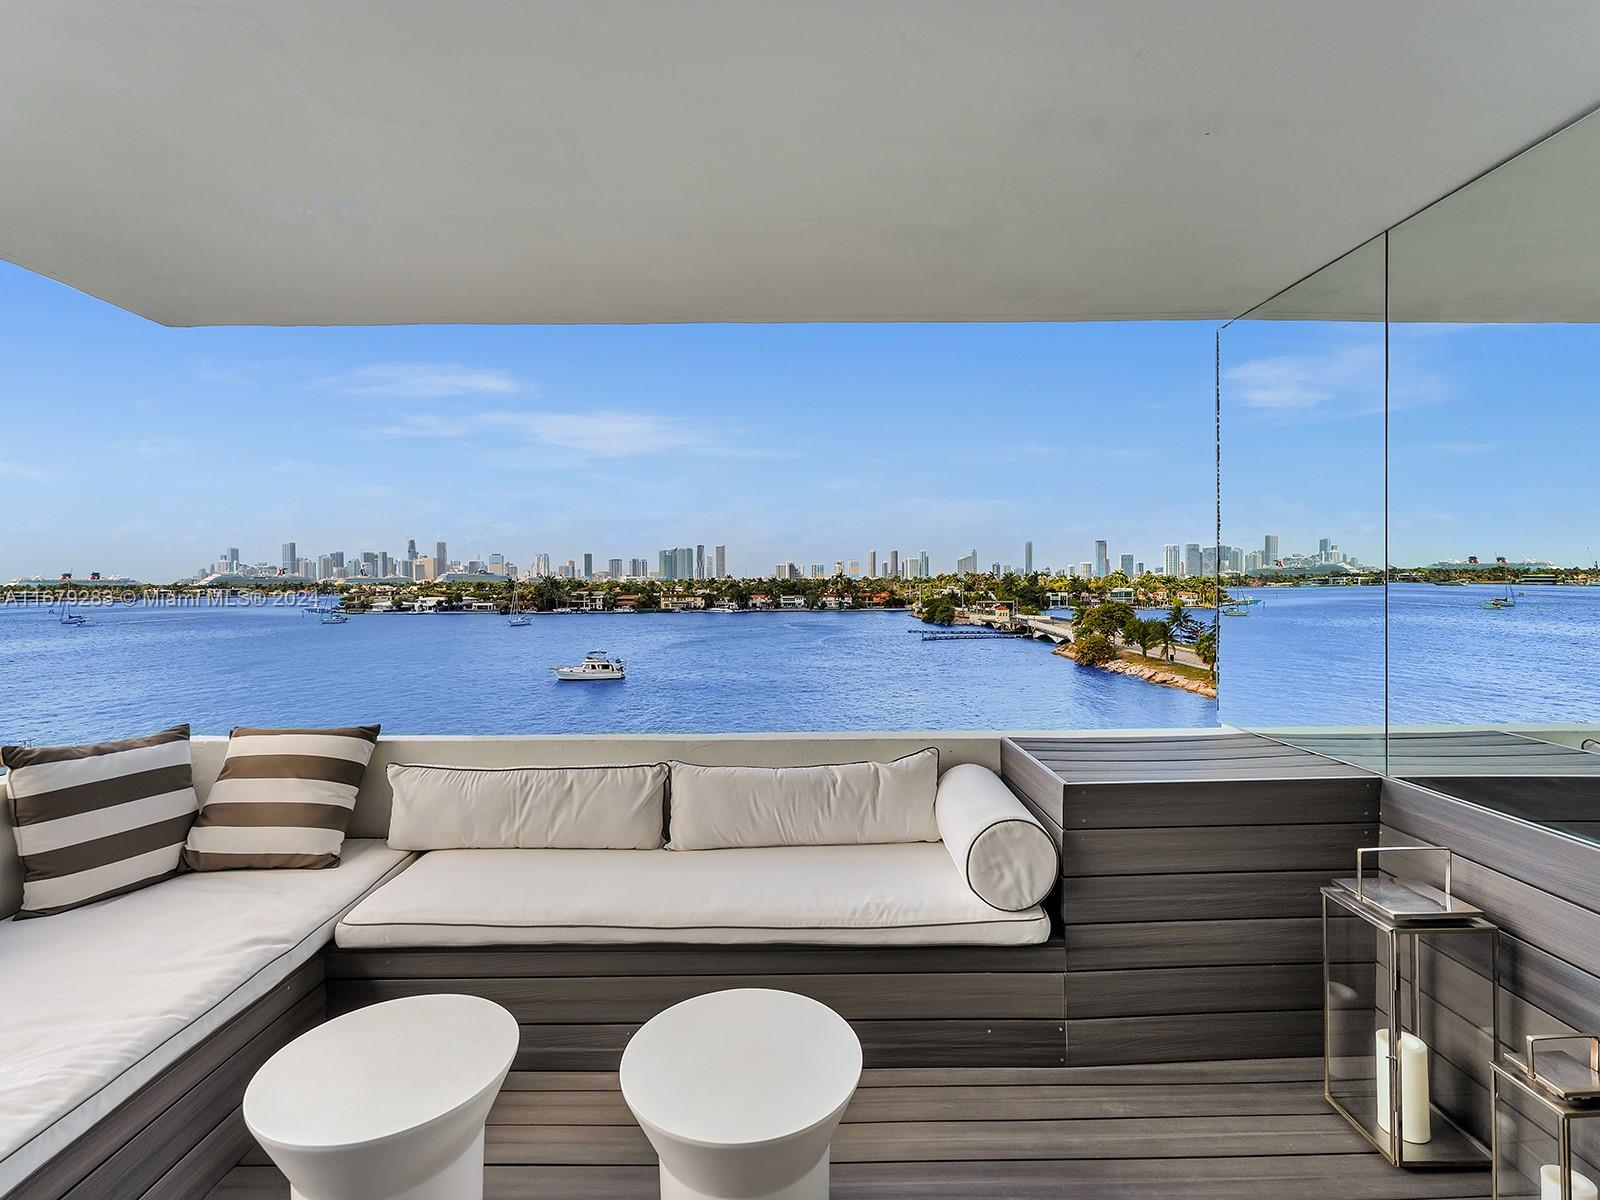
[1325,894,1391,1134]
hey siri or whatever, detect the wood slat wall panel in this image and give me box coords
[1004,735,1377,1066]
[1061,870,1333,923]
[325,941,1067,979]
[505,1019,1067,1071]
[1064,823,1375,877]
[328,971,1063,1022]
[1065,778,1379,829]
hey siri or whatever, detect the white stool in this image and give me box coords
[621,988,863,1200]
[244,994,518,1200]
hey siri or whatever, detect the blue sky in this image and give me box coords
[4,259,1592,581]
[1223,316,1600,568]
[0,262,1217,581]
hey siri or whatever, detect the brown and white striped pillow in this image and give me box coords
[182,725,380,870]
[2,725,199,918]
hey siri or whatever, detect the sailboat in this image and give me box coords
[507,577,531,627]
[1481,578,1516,610]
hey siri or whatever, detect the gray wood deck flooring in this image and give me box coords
[208,1058,1487,1199]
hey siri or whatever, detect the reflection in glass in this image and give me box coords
[1217,237,1387,771]
[1387,109,1600,835]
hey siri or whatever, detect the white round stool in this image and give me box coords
[620,988,863,1200]
[244,994,518,1200]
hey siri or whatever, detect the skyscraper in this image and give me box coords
[226,546,241,571]
[406,539,417,562]
[1024,541,1033,574]
[281,542,296,575]
[1264,534,1279,565]
[582,552,593,580]
[918,551,929,579]
[675,547,694,581]
[714,545,726,579]
[694,544,704,580]
[658,549,674,581]
[956,550,978,574]
[435,542,448,574]
[1184,543,1203,577]
[1119,553,1134,576]
[868,551,877,578]
[889,549,899,578]
[534,553,550,577]
[1093,540,1109,578]
[608,558,623,579]
[1163,544,1180,576]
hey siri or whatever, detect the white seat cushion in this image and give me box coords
[0,839,413,1193]
[335,844,1050,948]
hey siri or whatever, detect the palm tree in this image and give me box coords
[1155,619,1177,662]
[1195,629,1218,669]
[1127,617,1159,658]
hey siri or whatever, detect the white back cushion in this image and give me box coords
[666,749,939,851]
[386,762,667,850]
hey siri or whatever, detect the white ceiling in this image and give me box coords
[3,1,1599,327]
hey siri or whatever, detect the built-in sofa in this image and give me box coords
[0,733,1065,1200]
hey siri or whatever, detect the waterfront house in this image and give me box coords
[779,594,808,610]
[3,6,1600,1200]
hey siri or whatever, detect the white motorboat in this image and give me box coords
[707,603,740,613]
[551,651,625,681]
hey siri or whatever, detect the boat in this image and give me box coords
[551,651,625,681]
[507,577,530,627]
[552,606,574,614]
[1481,580,1517,610]
[707,603,740,613]
[1221,605,1249,617]
[59,608,89,626]
[319,610,350,624]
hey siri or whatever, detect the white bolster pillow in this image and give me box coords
[935,764,1057,912]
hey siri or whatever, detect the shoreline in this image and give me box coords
[1053,643,1217,698]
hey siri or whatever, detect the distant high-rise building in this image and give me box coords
[658,550,674,581]
[847,559,861,577]
[1078,561,1092,578]
[534,553,550,577]
[1093,540,1109,578]
[695,544,705,580]
[281,542,296,575]
[435,542,448,574]
[675,547,694,581]
[1264,534,1279,565]
[378,551,392,578]
[582,553,593,580]
[226,546,241,571]
[889,549,900,578]
[918,551,929,579]
[714,545,726,579]
[1135,561,1145,575]
[1024,541,1033,574]
[1184,543,1203,577]
[413,555,435,581]
[956,550,978,574]
[1163,544,1180,576]
[868,550,877,578]
[607,558,623,579]
[406,539,417,562]
[1201,545,1218,576]
[1119,553,1134,576]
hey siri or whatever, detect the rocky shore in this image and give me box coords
[1053,644,1217,698]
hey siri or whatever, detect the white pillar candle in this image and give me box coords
[1542,1164,1600,1200]
[1375,1028,1432,1143]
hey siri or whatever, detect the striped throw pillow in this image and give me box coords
[1,725,199,918]
[182,725,380,870]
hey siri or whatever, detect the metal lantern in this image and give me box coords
[1322,844,1499,1168]
[1492,1036,1600,1199]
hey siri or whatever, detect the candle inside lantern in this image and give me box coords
[1375,1028,1432,1143]
[1541,1165,1600,1200]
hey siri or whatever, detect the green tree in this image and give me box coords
[1168,601,1203,644]
[1067,632,1119,667]
[1195,628,1218,668]
[1155,619,1177,661]
[1126,617,1160,657]
[920,596,958,626]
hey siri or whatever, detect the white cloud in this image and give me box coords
[318,362,523,398]
[376,408,775,460]
[0,460,50,482]
[1224,343,1383,414]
